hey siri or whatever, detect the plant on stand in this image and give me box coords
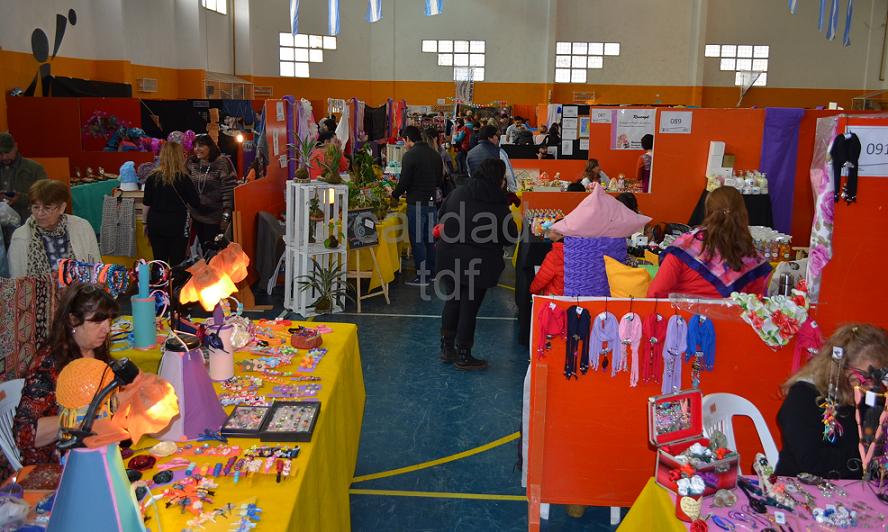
[318,143,344,184]
[290,135,315,183]
[297,258,351,314]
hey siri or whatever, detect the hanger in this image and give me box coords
[628,296,635,319]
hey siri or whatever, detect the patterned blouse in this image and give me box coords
[12,347,60,466]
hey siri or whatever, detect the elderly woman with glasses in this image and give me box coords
[8,179,100,278]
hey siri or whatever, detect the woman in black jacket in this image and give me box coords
[436,159,518,370]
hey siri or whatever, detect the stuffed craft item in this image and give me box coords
[551,183,651,238]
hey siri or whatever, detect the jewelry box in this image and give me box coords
[647,389,739,496]
[259,401,320,442]
[220,405,271,438]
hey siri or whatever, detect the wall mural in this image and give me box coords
[24,8,78,96]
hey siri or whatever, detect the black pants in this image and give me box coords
[149,234,189,267]
[193,220,221,251]
[440,280,488,349]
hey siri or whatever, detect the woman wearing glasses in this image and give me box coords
[8,179,100,278]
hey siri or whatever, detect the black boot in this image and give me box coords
[455,345,488,370]
[439,336,457,363]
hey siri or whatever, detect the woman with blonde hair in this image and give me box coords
[648,186,771,298]
[775,323,888,478]
[143,141,202,265]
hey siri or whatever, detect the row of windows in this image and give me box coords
[201,0,227,15]
[279,33,338,78]
[421,40,486,81]
[706,43,770,87]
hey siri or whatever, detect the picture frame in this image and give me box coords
[220,405,271,438]
[259,401,321,442]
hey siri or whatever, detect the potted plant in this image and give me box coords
[309,193,325,221]
[297,258,350,314]
[324,220,342,249]
[290,135,315,182]
[318,143,344,184]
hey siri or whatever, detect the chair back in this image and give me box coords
[0,379,25,471]
[702,392,779,472]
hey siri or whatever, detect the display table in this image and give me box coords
[71,179,120,233]
[688,189,774,228]
[347,212,408,291]
[620,477,887,531]
[111,320,365,531]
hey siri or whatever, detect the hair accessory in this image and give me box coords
[589,312,619,372]
[618,313,642,384]
[662,315,687,394]
[564,306,590,379]
[641,312,667,385]
[713,489,737,508]
[127,454,157,471]
[853,384,888,478]
[821,345,845,442]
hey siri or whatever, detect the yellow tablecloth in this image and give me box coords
[618,478,686,532]
[112,321,365,532]
[347,212,407,291]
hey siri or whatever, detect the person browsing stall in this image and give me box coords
[529,226,565,296]
[647,186,770,298]
[636,134,653,192]
[534,125,548,146]
[186,134,238,248]
[0,132,47,245]
[308,131,349,180]
[580,159,610,189]
[13,283,119,466]
[466,126,520,194]
[776,323,888,479]
[392,126,443,286]
[9,179,100,278]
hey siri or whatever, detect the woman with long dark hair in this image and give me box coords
[12,283,119,465]
[647,186,771,298]
[186,134,238,248]
[436,159,517,370]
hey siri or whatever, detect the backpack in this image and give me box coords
[460,127,472,151]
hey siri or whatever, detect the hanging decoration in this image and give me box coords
[819,0,827,30]
[425,0,443,16]
[328,0,340,36]
[366,0,382,23]
[788,0,798,15]
[826,0,839,40]
[843,0,854,46]
[290,0,299,36]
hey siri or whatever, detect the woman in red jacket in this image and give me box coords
[648,186,771,299]
[530,229,564,296]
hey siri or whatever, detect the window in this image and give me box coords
[422,39,486,81]
[553,41,620,83]
[279,33,337,78]
[706,43,769,87]
[201,0,227,15]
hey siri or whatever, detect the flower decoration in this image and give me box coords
[731,286,809,348]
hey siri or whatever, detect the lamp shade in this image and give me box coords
[179,259,237,311]
[84,374,179,448]
[209,242,250,284]
[57,358,116,437]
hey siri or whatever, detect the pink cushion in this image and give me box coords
[551,184,651,238]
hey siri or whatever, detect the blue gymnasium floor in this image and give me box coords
[259,265,623,531]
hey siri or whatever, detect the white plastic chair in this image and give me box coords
[0,379,25,471]
[702,392,779,472]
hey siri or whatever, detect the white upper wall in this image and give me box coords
[1,0,886,89]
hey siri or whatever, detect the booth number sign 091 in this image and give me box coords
[845,126,888,178]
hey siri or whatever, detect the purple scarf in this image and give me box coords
[589,312,619,372]
[661,229,771,297]
[661,315,687,394]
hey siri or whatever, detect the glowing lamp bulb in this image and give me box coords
[236,133,244,143]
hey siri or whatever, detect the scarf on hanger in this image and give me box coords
[589,312,619,372]
[536,302,566,359]
[642,313,667,385]
[27,215,72,276]
[662,315,687,394]
[660,229,771,297]
[619,313,643,386]
[565,306,590,379]
[793,319,824,373]
[685,315,716,371]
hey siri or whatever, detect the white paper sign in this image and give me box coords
[579,139,590,150]
[273,131,280,156]
[579,117,590,138]
[276,101,285,121]
[592,110,612,124]
[279,155,287,168]
[659,111,693,134]
[613,109,656,150]
[563,106,579,118]
[845,126,888,177]
[561,140,573,156]
[562,117,578,130]
[562,128,578,141]
[547,146,559,157]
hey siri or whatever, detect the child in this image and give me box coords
[529,226,565,296]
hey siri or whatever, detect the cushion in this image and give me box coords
[563,237,627,296]
[644,249,660,266]
[551,183,651,238]
[604,256,652,298]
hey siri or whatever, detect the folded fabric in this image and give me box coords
[604,256,652,298]
[551,183,651,238]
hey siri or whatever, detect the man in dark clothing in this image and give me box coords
[465,125,501,178]
[392,126,443,286]
[0,132,47,245]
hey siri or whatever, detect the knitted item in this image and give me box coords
[563,237,627,296]
[662,315,687,394]
[589,312,619,372]
[99,195,136,257]
[642,313,667,385]
[565,306,590,379]
[619,313,642,385]
[793,319,824,373]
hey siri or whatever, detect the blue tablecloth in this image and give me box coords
[71,179,119,234]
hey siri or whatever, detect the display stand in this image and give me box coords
[283,181,349,317]
[346,246,390,313]
[525,295,795,531]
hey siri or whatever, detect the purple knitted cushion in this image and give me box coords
[563,237,627,296]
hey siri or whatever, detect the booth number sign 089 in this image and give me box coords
[845,126,888,178]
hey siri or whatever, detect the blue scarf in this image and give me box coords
[685,314,716,371]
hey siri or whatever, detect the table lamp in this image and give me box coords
[49,357,178,532]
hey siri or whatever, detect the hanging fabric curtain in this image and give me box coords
[788,0,798,15]
[425,0,443,16]
[328,0,340,36]
[290,0,299,36]
[826,0,840,40]
[366,0,382,23]
[843,0,854,46]
[819,0,827,30]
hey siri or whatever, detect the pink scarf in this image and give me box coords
[792,319,824,373]
[619,313,642,385]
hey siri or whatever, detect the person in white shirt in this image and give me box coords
[580,159,610,189]
[534,125,548,145]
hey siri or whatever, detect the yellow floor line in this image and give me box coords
[349,489,527,502]
[497,284,516,291]
[351,432,520,484]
